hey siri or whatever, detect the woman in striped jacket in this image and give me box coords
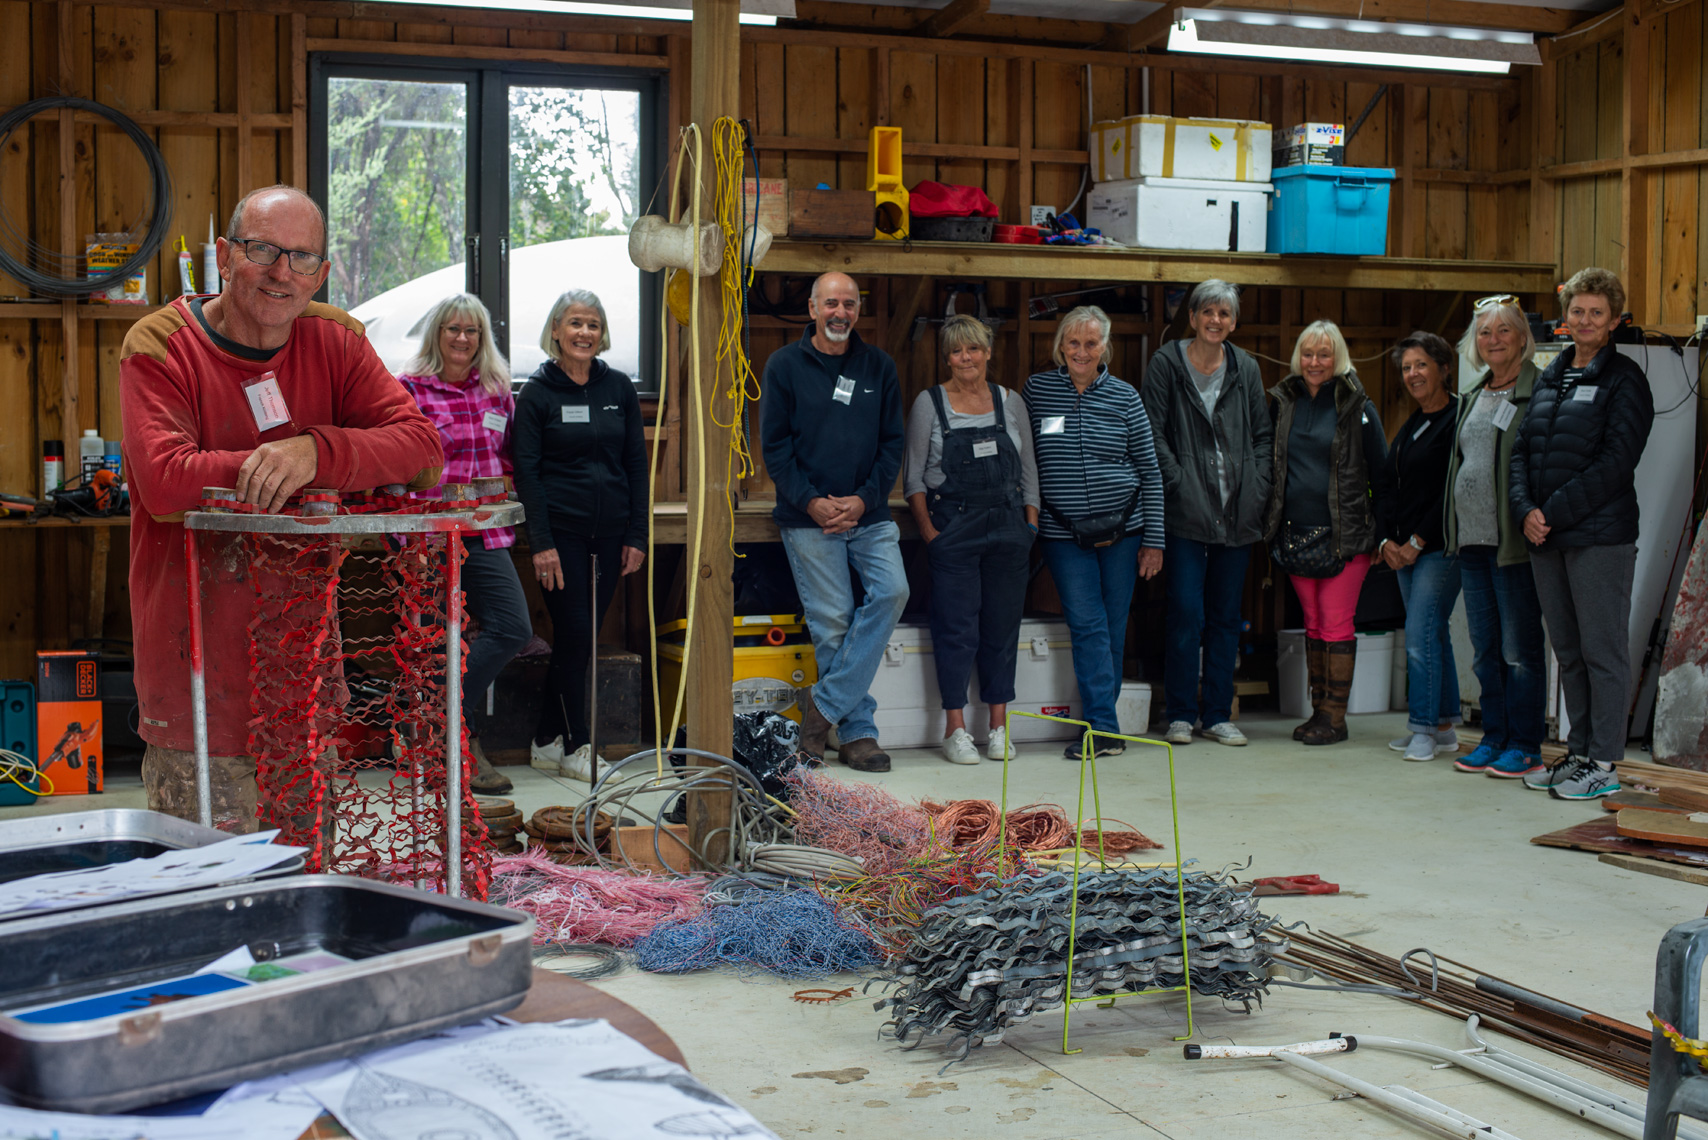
[1023,305,1166,761]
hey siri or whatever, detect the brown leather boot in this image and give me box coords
[468,735,513,795]
[837,737,892,773]
[1293,637,1329,741]
[798,688,833,759]
[1302,639,1355,746]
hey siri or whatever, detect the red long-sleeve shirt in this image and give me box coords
[121,297,443,754]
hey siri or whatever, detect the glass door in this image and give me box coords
[320,73,476,373]
[506,85,643,381]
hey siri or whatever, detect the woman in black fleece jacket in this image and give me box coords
[1509,267,1653,801]
[512,290,649,781]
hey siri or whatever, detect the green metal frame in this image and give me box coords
[1002,711,1194,1055]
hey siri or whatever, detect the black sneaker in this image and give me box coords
[1063,736,1126,761]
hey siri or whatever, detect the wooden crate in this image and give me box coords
[743,177,790,236]
[789,189,874,240]
[609,823,693,874]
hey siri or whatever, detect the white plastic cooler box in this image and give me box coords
[1087,177,1271,252]
[1091,115,1273,184]
[1276,629,1394,717]
[867,620,1151,747]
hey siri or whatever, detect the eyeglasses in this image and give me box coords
[1473,294,1519,311]
[442,325,482,341]
[232,238,327,276]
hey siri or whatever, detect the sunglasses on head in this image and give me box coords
[1473,294,1519,312]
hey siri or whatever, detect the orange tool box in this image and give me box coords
[36,651,102,795]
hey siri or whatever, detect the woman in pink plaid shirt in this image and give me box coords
[398,293,533,795]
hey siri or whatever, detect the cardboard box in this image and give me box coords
[1273,143,1346,168]
[788,188,875,240]
[741,177,790,237]
[608,824,693,874]
[1280,122,1346,148]
[36,651,102,795]
[1091,115,1272,184]
[1087,176,1271,252]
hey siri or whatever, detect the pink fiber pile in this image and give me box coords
[487,848,707,947]
[783,770,932,875]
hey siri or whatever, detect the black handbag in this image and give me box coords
[1271,523,1346,578]
[1043,488,1141,550]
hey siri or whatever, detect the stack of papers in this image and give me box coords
[0,832,305,920]
[0,1019,778,1140]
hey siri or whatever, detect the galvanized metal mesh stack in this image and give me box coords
[874,867,1288,1066]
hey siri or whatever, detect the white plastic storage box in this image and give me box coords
[1091,115,1273,184]
[1087,177,1271,252]
[1116,681,1153,736]
[1276,629,1394,717]
[868,619,1088,748]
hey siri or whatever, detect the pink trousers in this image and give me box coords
[1290,553,1372,642]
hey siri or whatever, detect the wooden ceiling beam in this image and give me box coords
[1199,0,1580,35]
[917,0,990,38]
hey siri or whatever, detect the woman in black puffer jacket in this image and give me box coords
[1509,267,1653,802]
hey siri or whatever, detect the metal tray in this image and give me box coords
[0,875,534,1112]
[0,809,304,887]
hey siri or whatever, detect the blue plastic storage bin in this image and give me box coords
[0,681,39,805]
[1267,165,1396,255]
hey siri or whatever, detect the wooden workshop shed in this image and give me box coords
[0,0,1703,763]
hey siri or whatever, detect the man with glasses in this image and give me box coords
[120,184,444,831]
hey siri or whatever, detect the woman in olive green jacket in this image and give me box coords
[1443,298,1545,779]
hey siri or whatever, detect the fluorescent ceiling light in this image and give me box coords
[359,0,786,21]
[1167,8,1540,74]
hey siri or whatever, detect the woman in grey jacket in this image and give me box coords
[1444,298,1545,781]
[1141,280,1272,748]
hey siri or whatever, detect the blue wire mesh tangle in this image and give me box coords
[633,883,885,979]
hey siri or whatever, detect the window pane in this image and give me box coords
[508,86,642,383]
[327,78,467,371]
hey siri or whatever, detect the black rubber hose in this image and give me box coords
[0,97,174,297]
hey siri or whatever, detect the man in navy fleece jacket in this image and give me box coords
[761,272,909,773]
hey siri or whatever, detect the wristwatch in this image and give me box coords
[1408,535,1424,551]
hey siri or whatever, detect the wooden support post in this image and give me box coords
[685,0,739,864]
[290,14,307,188]
[1619,0,1649,323]
[870,44,891,128]
[1530,41,1558,273]
[87,528,108,640]
[1012,57,1033,220]
[57,1,78,469]
[235,12,254,197]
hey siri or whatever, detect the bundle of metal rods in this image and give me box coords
[1284,930,1651,1086]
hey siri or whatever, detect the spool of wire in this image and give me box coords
[534,940,625,981]
[0,97,174,296]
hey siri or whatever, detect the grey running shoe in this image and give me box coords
[1548,757,1620,801]
[1523,754,1576,791]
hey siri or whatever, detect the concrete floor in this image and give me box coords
[20,712,1695,1139]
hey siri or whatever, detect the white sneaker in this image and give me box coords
[942,728,981,765]
[530,735,565,772]
[1392,728,1458,754]
[1403,732,1439,762]
[560,743,595,781]
[1165,721,1194,745]
[1200,721,1247,746]
[986,725,1015,762]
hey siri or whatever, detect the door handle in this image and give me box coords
[465,234,480,293]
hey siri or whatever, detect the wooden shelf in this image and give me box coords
[0,516,131,529]
[0,303,163,321]
[651,499,916,545]
[757,240,1557,294]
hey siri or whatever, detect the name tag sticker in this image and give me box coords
[1573,385,1599,403]
[1492,401,1517,431]
[562,405,591,423]
[833,377,856,405]
[972,439,999,458]
[244,372,290,432]
[1040,415,1066,435]
[481,410,508,432]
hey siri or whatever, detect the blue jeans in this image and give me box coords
[780,520,910,744]
[1396,550,1462,734]
[1163,535,1251,727]
[1042,536,1143,733]
[1457,546,1545,755]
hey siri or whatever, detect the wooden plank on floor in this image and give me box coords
[1599,852,1708,886]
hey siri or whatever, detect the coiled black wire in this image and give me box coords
[0,97,174,296]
